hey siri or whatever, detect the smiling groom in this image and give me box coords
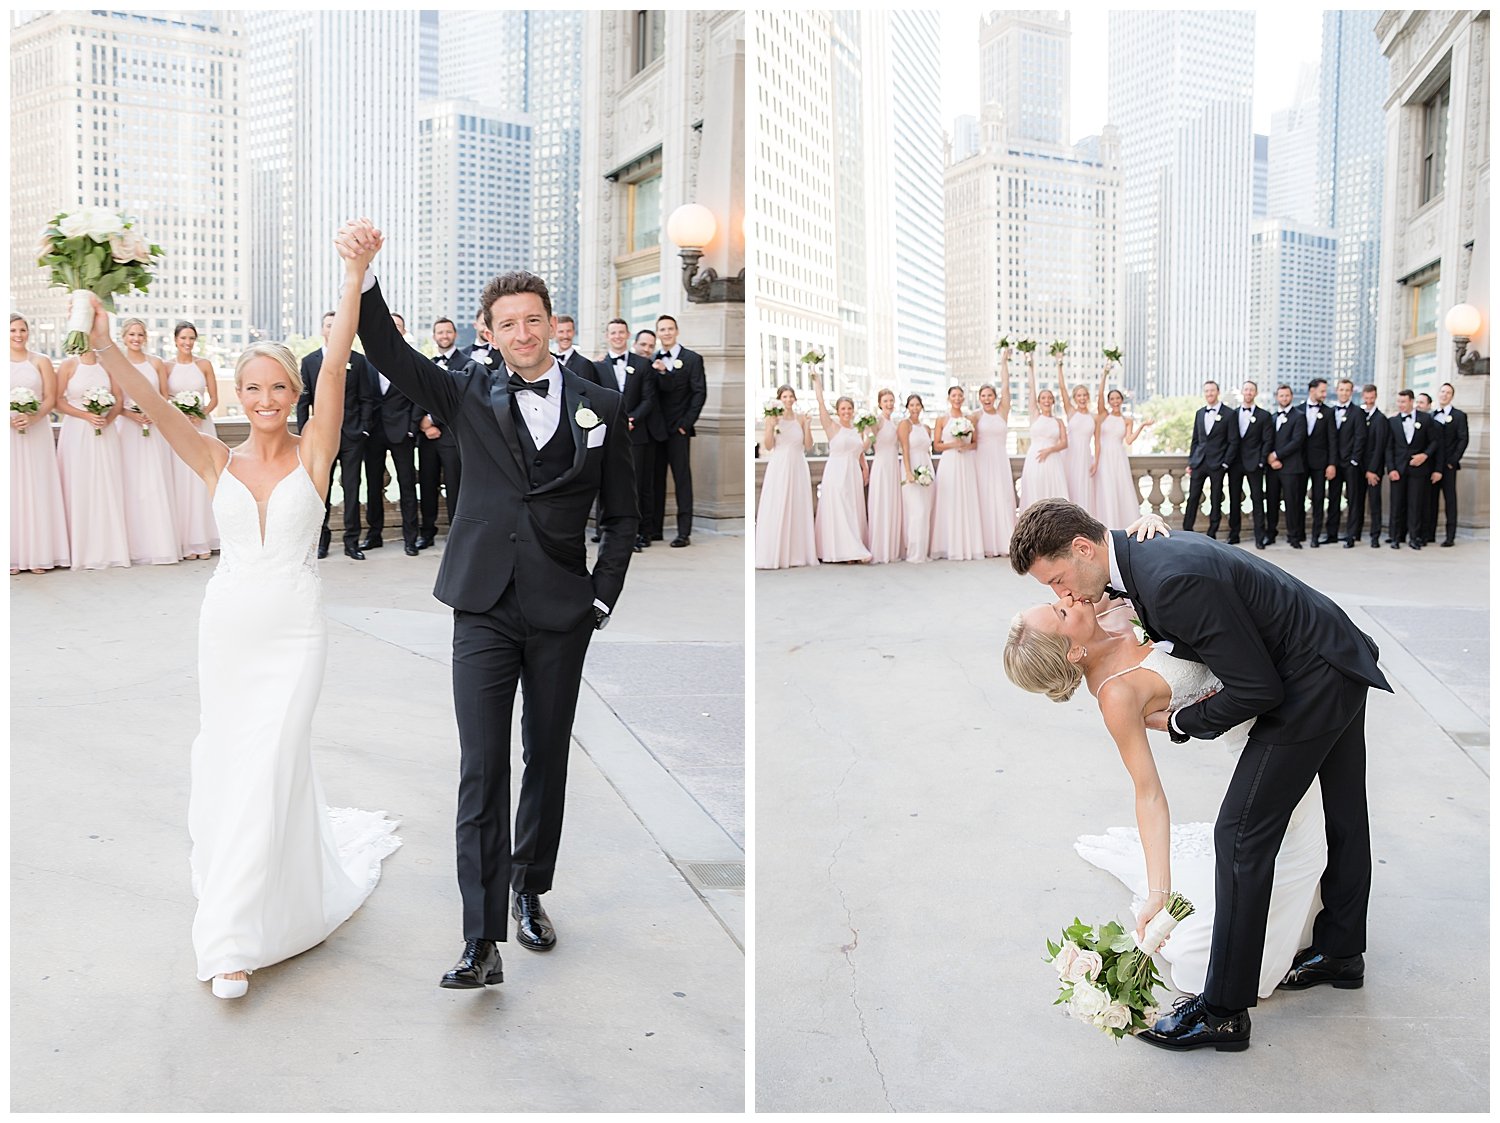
[336,219,639,989]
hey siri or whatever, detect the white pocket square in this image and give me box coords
[587,424,607,448]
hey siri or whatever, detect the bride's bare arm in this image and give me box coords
[1099,681,1172,938]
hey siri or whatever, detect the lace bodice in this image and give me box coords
[209,453,324,587]
[1100,646,1250,751]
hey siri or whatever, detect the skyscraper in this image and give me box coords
[10,9,248,355]
[1267,63,1321,225]
[438,11,583,318]
[979,10,1069,146]
[1253,133,1269,220]
[1318,9,1387,384]
[245,11,421,340]
[1247,218,1338,386]
[1108,10,1255,400]
[415,102,534,346]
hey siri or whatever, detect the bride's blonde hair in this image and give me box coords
[233,341,303,396]
[1003,612,1083,703]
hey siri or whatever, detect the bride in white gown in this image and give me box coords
[88,229,399,999]
[1004,594,1324,1000]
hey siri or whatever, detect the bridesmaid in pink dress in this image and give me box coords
[754,384,818,569]
[1090,361,1155,529]
[930,385,984,561]
[1017,352,1071,510]
[866,389,903,563]
[1057,355,1097,515]
[115,318,180,565]
[811,374,872,563]
[54,349,131,570]
[896,394,934,562]
[974,351,1018,557]
[9,314,70,573]
[166,321,221,559]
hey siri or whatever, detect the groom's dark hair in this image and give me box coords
[480,271,553,325]
[1009,499,1107,576]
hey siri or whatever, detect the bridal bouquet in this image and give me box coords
[1103,346,1123,364]
[763,401,785,418]
[129,402,152,437]
[800,349,826,367]
[1049,340,1068,357]
[995,335,1013,352]
[946,417,974,443]
[1044,893,1196,1041]
[171,389,207,420]
[81,386,115,435]
[905,465,934,486]
[854,412,878,435]
[37,208,163,354]
[11,386,41,434]
[1015,339,1038,354]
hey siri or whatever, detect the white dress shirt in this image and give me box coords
[1304,401,1320,435]
[607,352,629,393]
[507,361,565,448]
[1239,405,1254,437]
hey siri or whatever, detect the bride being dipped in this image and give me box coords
[86,225,399,999]
[1003,590,1327,1016]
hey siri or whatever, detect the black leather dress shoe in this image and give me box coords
[635,534,651,550]
[344,545,365,560]
[1411,539,1423,551]
[414,535,433,550]
[1290,540,1303,549]
[1278,946,1364,990]
[1309,538,1320,548]
[1254,538,1266,550]
[1441,539,1455,547]
[671,536,690,548]
[650,533,664,542]
[1370,538,1381,548]
[512,893,556,951]
[1343,540,1355,548]
[359,537,383,550]
[404,544,420,556]
[317,544,329,559]
[1226,536,1240,545]
[591,531,602,543]
[1137,994,1250,1052]
[1389,541,1400,549]
[439,938,504,989]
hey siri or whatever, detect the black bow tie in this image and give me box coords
[1103,584,1129,601]
[507,374,549,396]
[1242,406,1253,412]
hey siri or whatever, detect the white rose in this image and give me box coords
[1062,948,1103,984]
[1141,1006,1161,1028]
[1052,940,1080,978]
[58,206,123,242]
[575,406,600,429]
[1068,979,1107,1020]
[1100,1004,1132,1031]
[108,231,146,264]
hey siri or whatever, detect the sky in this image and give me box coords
[941,8,1326,143]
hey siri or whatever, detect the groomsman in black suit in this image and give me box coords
[551,316,596,383]
[1347,383,1389,548]
[1265,383,1307,547]
[1385,388,1435,549]
[649,314,708,547]
[416,316,463,550]
[1428,381,1468,546]
[1299,377,1334,548]
[633,328,657,359]
[459,307,495,367]
[595,317,660,552]
[1184,380,1238,537]
[1323,378,1366,545]
[362,311,425,555]
[1227,380,1272,548]
[298,309,376,560]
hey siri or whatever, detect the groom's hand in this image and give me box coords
[1143,709,1171,733]
[335,218,382,271]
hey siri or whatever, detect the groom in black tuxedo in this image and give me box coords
[1012,499,1392,1050]
[337,219,638,990]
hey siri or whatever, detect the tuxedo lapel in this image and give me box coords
[530,372,588,497]
[486,371,531,485]
[1111,531,1160,640]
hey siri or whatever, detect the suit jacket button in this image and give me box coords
[534,457,544,466]
[509,533,517,542]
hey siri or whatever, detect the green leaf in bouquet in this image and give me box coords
[1049,340,1068,356]
[1108,930,1138,954]
[1044,938,1060,959]
[1016,338,1037,353]
[995,335,1012,352]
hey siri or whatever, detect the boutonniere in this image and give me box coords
[1414,421,1422,429]
[1129,617,1149,647]
[575,404,602,430]
[1437,414,1450,423]
[476,352,494,366]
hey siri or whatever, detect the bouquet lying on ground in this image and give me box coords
[1044,893,1195,1040]
[81,386,115,436]
[11,387,40,434]
[37,208,163,354]
[171,389,207,420]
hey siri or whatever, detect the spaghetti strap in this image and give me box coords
[1096,662,1147,692]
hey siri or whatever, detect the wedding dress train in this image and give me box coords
[1073,646,1325,1000]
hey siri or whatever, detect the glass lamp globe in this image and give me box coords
[1444,303,1483,338]
[667,203,718,251]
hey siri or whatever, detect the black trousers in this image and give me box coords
[1388,469,1427,545]
[1346,469,1382,543]
[1307,465,1329,539]
[650,431,694,539]
[1226,464,1265,544]
[365,433,419,546]
[1425,470,1457,544]
[418,437,462,539]
[1265,469,1305,542]
[451,582,595,940]
[1324,465,1349,540]
[1183,466,1227,535]
[631,441,654,536]
[1205,675,1371,1010]
[319,437,366,551]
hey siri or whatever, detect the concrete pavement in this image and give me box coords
[754,534,1488,1112]
[10,530,744,1112]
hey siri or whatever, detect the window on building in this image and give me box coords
[1420,80,1450,205]
[632,10,666,75]
[1403,269,1440,396]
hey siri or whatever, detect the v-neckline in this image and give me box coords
[224,453,311,547]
